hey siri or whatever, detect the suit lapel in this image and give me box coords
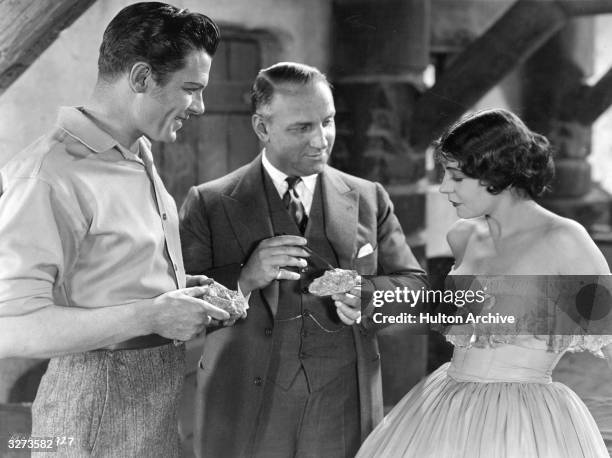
[220,155,279,315]
[322,168,359,269]
[220,161,359,315]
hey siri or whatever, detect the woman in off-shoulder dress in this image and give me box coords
[356,108,612,458]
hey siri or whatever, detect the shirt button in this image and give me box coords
[162,213,167,220]
[264,328,273,337]
[302,310,310,317]
[301,287,309,294]
[300,266,309,273]
[253,376,263,386]
[299,352,307,359]
[301,330,308,338]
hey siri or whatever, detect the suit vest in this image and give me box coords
[262,169,357,392]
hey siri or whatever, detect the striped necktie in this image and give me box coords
[282,176,307,234]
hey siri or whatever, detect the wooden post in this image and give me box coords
[331,0,430,78]
[332,0,430,408]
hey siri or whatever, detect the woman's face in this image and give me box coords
[439,160,498,218]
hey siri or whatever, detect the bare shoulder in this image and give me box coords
[446,218,484,263]
[546,215,610,274]
[547,216,592,248]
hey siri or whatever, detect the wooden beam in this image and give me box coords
[409,0,612,149]
[575,67,612,125]
[0,0,97,97]
[410,0,570,149]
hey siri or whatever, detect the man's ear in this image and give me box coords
[251,113,269,143]
[128,62,153,93]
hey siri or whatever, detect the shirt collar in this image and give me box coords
[56,106,146,162]
[261,149,318,194]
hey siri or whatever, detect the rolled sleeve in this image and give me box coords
[0,177,80,316]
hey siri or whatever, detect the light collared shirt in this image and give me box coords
[261,150,318,215]
[0,107,185,317]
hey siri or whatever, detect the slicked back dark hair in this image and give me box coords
[434,108,555,199]
[98,2,220,85]
[251,62,332,113]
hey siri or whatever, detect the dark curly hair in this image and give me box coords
[434,109,555,199]
[98,2,220,86]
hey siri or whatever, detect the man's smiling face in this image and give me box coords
[137,49,212,143]
[257,80,336,176]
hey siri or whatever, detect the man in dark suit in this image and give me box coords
[179,62,427,458]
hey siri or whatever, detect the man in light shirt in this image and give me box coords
[0,3,228,456]
[180,62,428,457]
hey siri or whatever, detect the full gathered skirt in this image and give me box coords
[356,362,608,458]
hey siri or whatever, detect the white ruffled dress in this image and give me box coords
[356,276,612,458]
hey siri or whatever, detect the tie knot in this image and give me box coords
[285,176,301,190]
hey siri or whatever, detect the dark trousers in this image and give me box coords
[251,363,361,458]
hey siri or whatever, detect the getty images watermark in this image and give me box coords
[369,285,503,325]
[362,275,612,334]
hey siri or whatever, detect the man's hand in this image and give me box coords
[332,285,361,326]
[238,235,310,295]
[187,275,245,328]
[147,286,230,341]
[186,274,214,287]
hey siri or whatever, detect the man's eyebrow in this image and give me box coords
[183,82,205,88]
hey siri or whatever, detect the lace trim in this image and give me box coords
[439,275,612,355]
[443,330,612,356]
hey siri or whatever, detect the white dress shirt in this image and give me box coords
[261,150,318,215]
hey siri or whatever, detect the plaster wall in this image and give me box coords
[0,0,331,167]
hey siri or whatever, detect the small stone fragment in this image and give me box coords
[308,269,360,296]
